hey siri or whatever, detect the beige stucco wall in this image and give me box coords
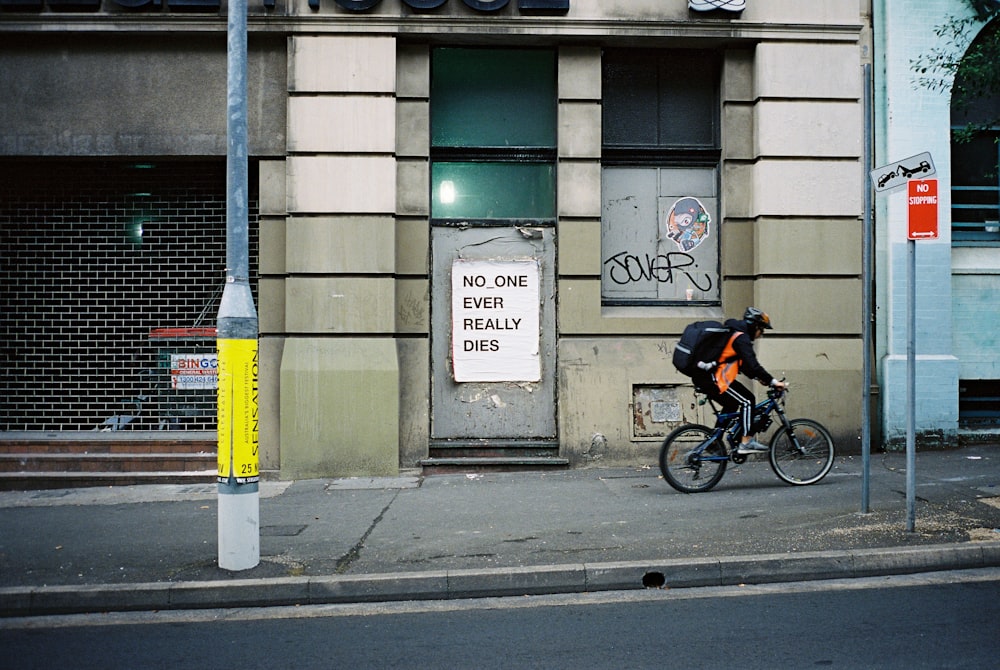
[258,159,288,474]
[0,34,287,157]
[393,44,432,467]
[277,35,401,476]
[0,0,868,474]
[557,336,862,467]
[279,337,399,478]
[256,2,865,474]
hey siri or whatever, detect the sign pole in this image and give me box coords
[903,178,937,533]
[860,63,873,513]
[870,160,937,532]
[217,0,260,571]
[905,238,916,532]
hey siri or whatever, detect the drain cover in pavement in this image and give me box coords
[261,524,307,537]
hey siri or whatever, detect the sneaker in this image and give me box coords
[736,438,769,455]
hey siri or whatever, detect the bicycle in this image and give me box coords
[658,385,834,493]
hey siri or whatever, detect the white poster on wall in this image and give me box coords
[451,259,540,383]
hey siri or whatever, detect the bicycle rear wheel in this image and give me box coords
[659,424,727,493]
[769,418,834,485]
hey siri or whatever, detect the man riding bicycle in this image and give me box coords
[692,307,787,455]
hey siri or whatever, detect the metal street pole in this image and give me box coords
[861,63,873,513]
[906,237,916,532]
[903,178,939,532]
[217,0,260,571]
[871,157,937,532]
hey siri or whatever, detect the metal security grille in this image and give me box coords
[0,159,259,432]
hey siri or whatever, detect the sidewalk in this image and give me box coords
[1,444,999,616]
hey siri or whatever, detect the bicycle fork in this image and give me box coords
[775,412,807,455]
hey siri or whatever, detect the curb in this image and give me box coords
[3,542,999,618]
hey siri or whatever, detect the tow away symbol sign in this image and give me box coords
[870,151,936,193]
[908,179,938,240]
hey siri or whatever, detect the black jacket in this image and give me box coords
[723,318,775,387]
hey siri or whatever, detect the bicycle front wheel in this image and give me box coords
[659,424,727,493]
[769,418,834,485]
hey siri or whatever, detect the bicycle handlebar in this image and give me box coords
[766,378,788,400]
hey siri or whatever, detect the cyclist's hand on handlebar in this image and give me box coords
[770,379,787,391]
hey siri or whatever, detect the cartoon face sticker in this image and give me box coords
[666,197,711,252]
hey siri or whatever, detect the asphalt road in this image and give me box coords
[4,568,999,669]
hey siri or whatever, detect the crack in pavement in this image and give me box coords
[334,490,400,574]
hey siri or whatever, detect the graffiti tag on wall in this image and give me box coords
[602,195,715,293]
[603,251,713,291]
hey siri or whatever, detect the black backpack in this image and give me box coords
[672,320,734,378]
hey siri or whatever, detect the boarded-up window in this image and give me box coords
[601,49,721,305]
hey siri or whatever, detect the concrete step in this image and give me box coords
[420,456,569,475]
[0,452,215,473]
[422,439,568,474]
[0,470,216,491]
[0,433,217,490]
[0,434,215,455]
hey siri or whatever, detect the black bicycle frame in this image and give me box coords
[694,391,790,462]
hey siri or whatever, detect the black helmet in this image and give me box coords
[744,307,773,330]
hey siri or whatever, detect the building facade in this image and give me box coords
[1,0,868,478]
[873,0,1000,446]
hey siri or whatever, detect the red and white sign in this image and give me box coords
[908,179,938,240]
[170,353,218,390]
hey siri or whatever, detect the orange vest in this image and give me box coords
[712,332,742,393]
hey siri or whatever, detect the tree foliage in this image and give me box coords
[910,0,1000,143]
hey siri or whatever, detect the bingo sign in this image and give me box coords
[451,259,541,383]
[169,353,218,390]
